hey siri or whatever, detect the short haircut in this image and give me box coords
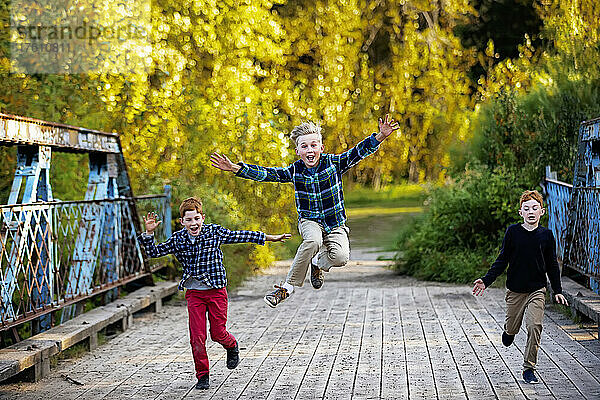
[179,197,203,218]
[290,121,322,147]
[520,190,544,208]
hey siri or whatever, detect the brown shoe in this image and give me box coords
[264,285,289,308]
[310,263,324,289]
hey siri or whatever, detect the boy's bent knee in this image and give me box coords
[302,239,322,253]
[527,323,543,335]
[209,329,228,343]
[329,250,349,267]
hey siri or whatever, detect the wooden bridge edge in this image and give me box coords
[0,281,179,383]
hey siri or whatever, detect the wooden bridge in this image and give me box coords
[2,113,600,399]
[1,260,598,400]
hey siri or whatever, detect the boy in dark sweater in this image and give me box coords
[472,190,568,384]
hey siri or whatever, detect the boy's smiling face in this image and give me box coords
[180,209,205,236]
[519,199,545,228]
[296,133,324,168]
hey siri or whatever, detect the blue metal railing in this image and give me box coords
[562,187,600,281]
[0,190,170,330]
[545,175,600,289]
[544,178,572,262]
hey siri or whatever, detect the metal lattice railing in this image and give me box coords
[563,187,600,280]
[0,195,170,330]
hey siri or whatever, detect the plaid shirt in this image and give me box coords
[138,224,266,290]
[235,133,381,232]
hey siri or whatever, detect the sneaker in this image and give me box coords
[523,369,539,384]
[195,374,209,390]
[310,263,324,289]
[502,331,515,347]
[226,342,239,369]
[264,285,289,308]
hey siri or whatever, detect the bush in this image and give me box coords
[395,166,530,284]
[454,77,600,183]
[403,74,600,285]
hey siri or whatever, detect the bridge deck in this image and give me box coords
[1,261,599,400]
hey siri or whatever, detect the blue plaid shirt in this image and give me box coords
[138,224,266,290]
[235,133,381,232]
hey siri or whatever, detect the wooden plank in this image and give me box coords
[381,288,409,400]
[544,308,600,358]
[427,287,495,399]
[428,288,495,398]
[450,290,527,399]
[67,318,189,399]
[31,306,186,400]
[4,263,600,400]
[397,286,436,399]
[468,291,555,399]
[412,287,466,399]
[294,287,353,399]
[380,288,408,400]
[352,288,383,399]
[322,288,368,400]
[154,292,290,400]
[484,292,600,399]
[236,289,329,400]
[264,289,342,400]
[207,289,315,399]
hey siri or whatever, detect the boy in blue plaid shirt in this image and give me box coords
[138,197,290,390]
[211,114,399,307]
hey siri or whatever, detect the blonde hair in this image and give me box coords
[290,121,322,146]
[179,197,203,218]
[520,190,544,208]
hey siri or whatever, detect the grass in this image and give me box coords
[343,182,426,208]
[346,206,423,218]
[273,183,427,260]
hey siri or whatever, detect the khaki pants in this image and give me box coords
[286,219,350,287]
[505,288,546,371]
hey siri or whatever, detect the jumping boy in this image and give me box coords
[472,190,569,384]
[138,197,290,390]
[210,114,400,307]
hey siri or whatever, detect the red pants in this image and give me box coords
[185,288,236,378]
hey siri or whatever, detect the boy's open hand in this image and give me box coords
[472,278,486,296]
[375,114,400,142]
[265,233,292,242]
[210,153,241,173]
[143,212,162,234]
[554,293,569,306]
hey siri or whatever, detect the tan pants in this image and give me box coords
[505,288,546,371]
[286,219,350,286]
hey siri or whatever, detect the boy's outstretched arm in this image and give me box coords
[211,153,241,173]
[374,114,401,142]
[472,227,512,296]
[265,233,292,242]
[333,113,400,174]
[211,152,293,183]
[143,211,162,234]
[217,225,291,245]
[138,212,175,258]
